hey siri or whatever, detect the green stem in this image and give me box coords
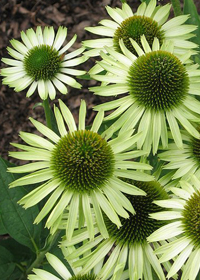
[43,98,52,130]
[171,0,182,16]
[26,231,61,276]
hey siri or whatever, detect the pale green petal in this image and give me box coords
[159,238,191,263]
[94,189,121,228]
[115,161,152,170]
[52,77,68,94]
[144,243,165,280]
[67,235,103,261]
[153,4,171,25]
[20,131,54,150]
[21,30,33,49]
[137,110,151,149]
[189,248,200,280]
[62,56,88,67]
[105,6,124,24]
[91,110,104,132]
[172,107,200,139]
[78,100,86,130]
[136,2,146,16]
[59,34,77,55]
[36,26,44,45]
[62,227,99,247]
[43,26,55,46]
[34,185,65,224]
[110,133,143,154]
[26,28,38,46]
[66,193,79,241]
[54,106,68,137]
[46,80,56,100]
[26,81,38,97]
[53,26,67,50]
[7,46,24,60]
[85,26,115,37]
[80,239,114,274]
[98,244,122,280]
[103,186,130,218]
[7,161,50,173]
[82,193,95,240]
[147,221,183,242]
[30,118,60,143]
[162,15,189,31]
[9,169,53,188]
[167,244,194,279]
[150,211,182,220]
[119,39,137,61]
[90,192,109,238]
[166,111,183,148]
[59,99,77,132]
[144,0,156,17]
[56,73,81,89]
[114,169,154,182]
[46,253,71,280]
[129,38,145,56]
[46,191,73,228]
[109,177,146,196]
[152,111,161,154]
[153,199,185,209]
[31,268,59,280]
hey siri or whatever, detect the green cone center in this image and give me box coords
[182,190,200,247]
[24,44,61,80]
[69,274,96,280]
[104,180,168,245]
[113,15,164,56]
[51,130,115,193]
[191,136,200,164]
[128,50,189,111]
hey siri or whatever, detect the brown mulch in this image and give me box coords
[0,0,200,163]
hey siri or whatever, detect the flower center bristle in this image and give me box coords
[24,44,61,81]
[128,50,189,111]
[192,136,200,164]
[105,180,168,245]
[69,274,96,280]
[113,15,164,56]
[51,130,115,193]
[182,190,200,247]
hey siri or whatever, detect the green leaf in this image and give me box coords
[0,246,15,280]
[0,157,42,252]
[0,237,32,263]
[183,0,200,46]
[140,0,151,3]
[0,217,7,235]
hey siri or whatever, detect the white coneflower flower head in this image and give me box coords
[61,180,170,280]
[8,99,153,240]
[148,176,200,280]
[28,252,99,280]
[1,26,87,100]
[83,0,197,57]
[159,130,200,181]
[91,36,200,155]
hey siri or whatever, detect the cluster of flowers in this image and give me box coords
[2,0,200,279]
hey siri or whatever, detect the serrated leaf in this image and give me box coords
[0,157,42,252]
[0,246,15,280]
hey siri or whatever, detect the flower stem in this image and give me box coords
[43,98,52,130]
[171,0,182,16]
[26,231,61,276]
